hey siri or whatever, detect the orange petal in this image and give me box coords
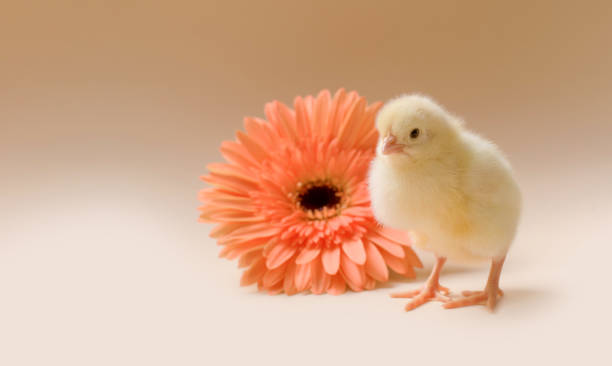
[262,262,288,287]
[294,262,312,292]
[198,213,215,223]
[266,244,297,269]
[220,237,270,260]
[370,233,405,258]
[321,247,340,275]
[338,97,366,147]
[220,141,259,168]
[209,222,247,238]
[310,260,331,294]
[353,101,382,149]
[380,249,416,278]
[295,247,321,265]
[198,187,248,200]
[328,88,346,136]
[204,171,259,192]
[205,213,264,223]
[339,90,358,118]
[352,98,375,148]
[262,239,279,257]
[377,226,412,246]
[243,117,273,147]
[293,96,310,138]
[342,238,366,265]
[342,206,373,218]
[364,240,389,282]
[326,274,346,295]
[265,281,284,295]
[362,127,379,149]
[303,95,315,132]
[313,89,331,139]
[205,209,259,222]
[219,227,278,245]
[403,246,423,269]
[283,262,298,295]
[340,253,365,291]
[201,197,253,211]
[364,276,376,290]
[205,163,258,184]
[279,102,298,141]
[240,257,266,286]
[226,223,281,241]
[238,249,263,268]
[236,130,270,161]
[266,101,297,143]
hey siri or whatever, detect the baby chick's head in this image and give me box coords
[375,94,461,163]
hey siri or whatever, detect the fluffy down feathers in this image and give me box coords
[368,95,521,263]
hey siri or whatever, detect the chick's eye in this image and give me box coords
[410,128,420,139]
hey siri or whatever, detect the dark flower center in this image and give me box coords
[297,183,341,211]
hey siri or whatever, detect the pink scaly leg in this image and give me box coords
[444,255,506,312]
[391,256,450,311]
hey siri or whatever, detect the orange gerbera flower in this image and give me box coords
[199,89,422,295]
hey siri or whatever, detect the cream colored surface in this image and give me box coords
[1,1,610,365]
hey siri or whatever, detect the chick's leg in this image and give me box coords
[444,256,506,312]
[391,256,450,311]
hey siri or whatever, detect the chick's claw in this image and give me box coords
[443,288,504,311]
[391,283,451,311]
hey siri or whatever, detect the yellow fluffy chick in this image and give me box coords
[368,95,521,311]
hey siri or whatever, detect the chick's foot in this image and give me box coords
[391,256,449,311]
[444,256,507,312]
[391,282,451,311]
[444,287,503,311]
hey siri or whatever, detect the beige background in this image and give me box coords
[1,1,611,365]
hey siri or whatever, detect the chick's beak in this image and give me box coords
[381,135,405,155]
